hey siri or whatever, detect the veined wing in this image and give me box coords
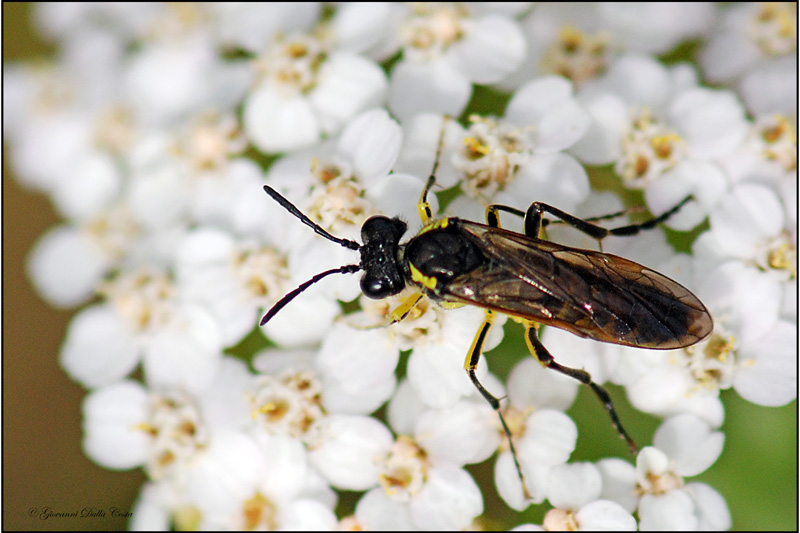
[441,222,713,349]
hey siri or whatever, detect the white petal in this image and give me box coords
[309,53,388,134]
[638,490,697,531]
[495,450,550,509]
[27,225,110,308]
[355,487,415,530]
[60,305,140,388]
[570,92,628,165]
[317,324,399,413]
[51,151,120,220]
[684,482,731,531]
[596,458,638,513]
[546,462,602,510]
[502,152,590,210]
[519,409,577,466]
[636,446,670,477]
[143,305,223,393]
[653,414,724,477]
[393,112,465,190]
[627,364,694,415]
[506,77,590,152]
[261,295,339,348]
[598,53,672,109]
[279,499,338,531]
[174,226,234,268]
[366,172,428,224]
[415,400,500,465]
[337,108,402,181]
[409,465,483,530]
[695,261,780,342]
[507,357,578,412]
[186,431,264,513]
[669,88,748,159]
[307,414,393,491]
[82,380,150,469]
[407,342,476,408]
[644,160,728,231]
[389,59,471,120]
[740,56,798,116]
[129,482,173,531]
[575,500,638,531]
[710,183,784,257]
[387,378,428,435]
[243,85,319,153]
[734,320,797,406]
[331,3,393,54]
[447,15,525,84]
[322,373,397,416]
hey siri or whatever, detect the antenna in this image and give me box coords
[260,264,361,325]
[263,185,360,251]
[260,185,363,325]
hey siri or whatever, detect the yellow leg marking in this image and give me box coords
[389,292,424,324]
[418,174,435,226]
[465,310,495,370]
[522,322,549,368]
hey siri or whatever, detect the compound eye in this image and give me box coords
[360,273,403,300]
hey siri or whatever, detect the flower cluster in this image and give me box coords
[6,3,796,530]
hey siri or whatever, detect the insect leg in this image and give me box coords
[486,204,524,229]
[524,323,638,454]
[388,292,425,324]
[465,309,531,498]
[418,116,453,225]
[523,196,693,241]
[542,205,645,228]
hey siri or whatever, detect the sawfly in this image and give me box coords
[259,126,714,497]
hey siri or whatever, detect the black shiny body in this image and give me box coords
[400,218,711,349]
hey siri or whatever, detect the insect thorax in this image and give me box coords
[405,219,487,295]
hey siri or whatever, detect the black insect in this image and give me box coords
[259,138,713,497]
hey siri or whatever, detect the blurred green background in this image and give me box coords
[3,3,796,530]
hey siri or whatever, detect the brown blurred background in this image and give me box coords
[3,4,143,530]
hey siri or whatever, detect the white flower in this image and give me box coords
[404,305,504,408]
[210,3,321,52]
[593,3,715,54]
[700,3,797,83]
[9,3,795,530]
[395,78,592,226]
[496,409,578,511]
[351,438,484,530]
[82,357,252,476]
[738,54,797,116]
[186,431,337,530]
[242,32,387,153]
[679,182,797,408]
[174,226,339,348]
[571,54,749,229]
[542,463,637,531]
[262,108,413,305]
[598,414,729,531]
[502,3,713,90]
[497,356,582,511]
[27,224,115,308]
[60,269,224,391]
[123,34,251,125]
[386,4,526,119]
[315,323,399,414]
